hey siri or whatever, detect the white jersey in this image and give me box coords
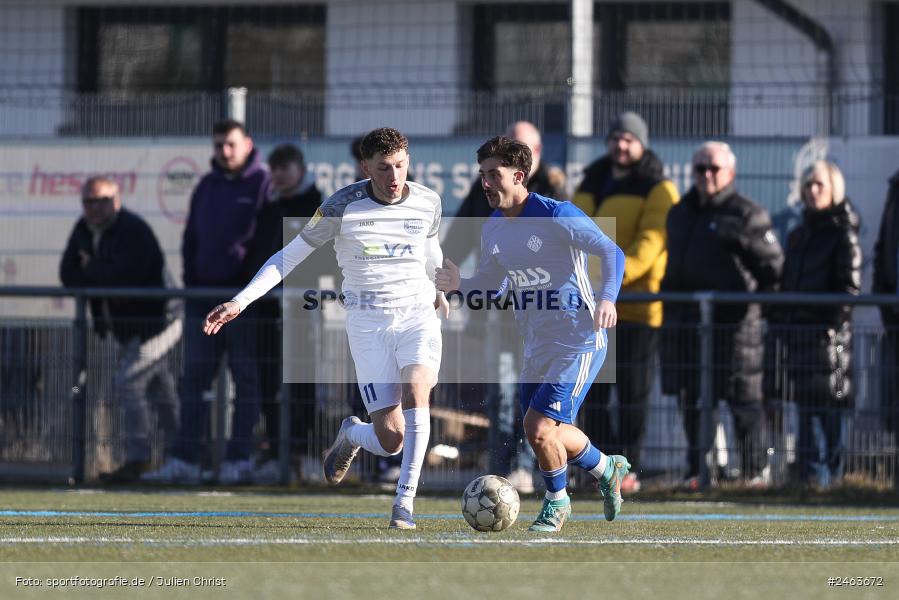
[301,179,442,308]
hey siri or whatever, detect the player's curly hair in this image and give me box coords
[360,127,409,160]
[476,136,533,185]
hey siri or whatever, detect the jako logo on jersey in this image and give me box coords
[404,219,424,234]
[356,220,375,228]
[527,235,543,252]
[507,267,551,287]
[363,243,413,257]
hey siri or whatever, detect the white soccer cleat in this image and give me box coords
[322,416,362,484]
[388,504,416,530]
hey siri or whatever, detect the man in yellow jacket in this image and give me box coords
[573,112,679,492]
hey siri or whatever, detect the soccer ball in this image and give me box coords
[461,475,520,532]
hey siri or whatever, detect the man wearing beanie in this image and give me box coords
[573,111,679,493]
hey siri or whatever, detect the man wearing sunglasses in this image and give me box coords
[60,177,179,483]
[661,141,784,489]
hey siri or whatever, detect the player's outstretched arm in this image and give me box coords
[203,300,241,335]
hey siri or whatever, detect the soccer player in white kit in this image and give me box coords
[203,128,447,529]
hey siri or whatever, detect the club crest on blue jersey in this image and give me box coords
[527,235,543,252]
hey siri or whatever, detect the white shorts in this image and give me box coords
[345,303,442,414]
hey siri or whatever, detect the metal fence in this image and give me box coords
[1,286,897,492]
[1,0,896,138]
[2,88,891,139]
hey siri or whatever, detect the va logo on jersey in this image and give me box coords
[507,267,551,288]
[363,243,414,257]
[527,235,543,253]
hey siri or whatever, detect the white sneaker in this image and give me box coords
[140,457,201,484]
[505,467,535,494]
[748,465,773,489]
[252,459,298,485]
[218,459,254,485]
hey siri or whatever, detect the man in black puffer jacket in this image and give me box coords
[873,169,899,441]
[661,142,784,486]
[60,176,179,483]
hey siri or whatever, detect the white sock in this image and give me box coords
[346,421,397,457]
[589,452,609,480]
[545,489,568,502]
[394,407,430,512]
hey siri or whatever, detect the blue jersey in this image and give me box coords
[459,193,625,355]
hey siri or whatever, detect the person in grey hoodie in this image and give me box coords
[144,119,270,485]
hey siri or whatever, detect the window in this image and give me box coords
[97,23,203,92]
[79,5,325,93]
[469,2,730,136]
[467,4,571,134]
[594,2,730,136]
[74,5,325,135]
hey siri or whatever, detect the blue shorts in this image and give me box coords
[519,341,607,424]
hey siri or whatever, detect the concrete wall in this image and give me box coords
[0,0,886,137]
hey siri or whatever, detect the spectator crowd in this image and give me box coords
[51,113,899,492]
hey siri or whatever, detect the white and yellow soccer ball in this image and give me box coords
[461,474,520,532]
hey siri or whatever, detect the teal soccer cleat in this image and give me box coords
[528,497,572,532]
[598,455,631,521]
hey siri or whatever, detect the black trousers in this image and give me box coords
[580,322,659,470]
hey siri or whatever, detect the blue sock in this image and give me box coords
[568,442,602,471]
[541,464,569,501]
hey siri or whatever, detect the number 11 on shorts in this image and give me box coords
[362,383,377,404]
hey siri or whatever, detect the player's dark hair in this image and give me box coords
[268,144,305,170]
[350,136,364,162]
[360,128,408,160]
[212,119,248,137]
[477,136,533,185]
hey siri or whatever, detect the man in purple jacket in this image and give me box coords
[144,119,270,485]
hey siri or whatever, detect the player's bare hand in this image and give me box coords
[203,301,241,335]
[435,258,461,293]
[594,299,617,330]
[434,291,450,318]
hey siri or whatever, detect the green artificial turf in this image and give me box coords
[0,489,897,599]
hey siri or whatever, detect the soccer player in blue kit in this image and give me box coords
[436,136,630,532]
